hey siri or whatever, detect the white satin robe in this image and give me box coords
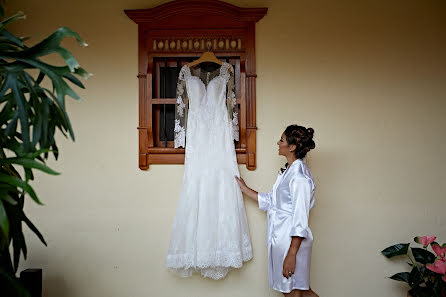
[258,159,315,292]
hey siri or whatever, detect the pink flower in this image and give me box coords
[442,275,446,282]
[426,259,446,275]
[432,243,446,259]
[414,236,437,247]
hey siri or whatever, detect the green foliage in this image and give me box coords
[381,243,410,258]
[411,248,436,265]
[382,237,446,297]
[0,3,90,296]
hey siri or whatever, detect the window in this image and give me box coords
[151,56,242,148]
[125,0,267,170]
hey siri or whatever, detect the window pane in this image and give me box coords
[159,104,175,142]
[160,66,179,98]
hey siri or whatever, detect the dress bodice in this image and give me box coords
[174,62,239,148]
[178,62,232,117]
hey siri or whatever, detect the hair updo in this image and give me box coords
[284,124,316,160]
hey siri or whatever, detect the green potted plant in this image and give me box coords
[382,235,446,297]
[0,1,90,296]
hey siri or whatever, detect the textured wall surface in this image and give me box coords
[7,0,446,296]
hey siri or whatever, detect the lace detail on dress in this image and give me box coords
[166,234,253,280]
[230,91,236,106]
[229,91,239,141]
[175,69,188,148]
[231,112,239,142]
[178,65,191,81]
[176,96,186,117]
[220,62,233,82]
[174,119,185,148]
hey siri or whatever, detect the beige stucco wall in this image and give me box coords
[7,0,446,296]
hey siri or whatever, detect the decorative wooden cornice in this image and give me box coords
[125,0,267,24]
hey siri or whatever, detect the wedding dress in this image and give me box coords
[166,62,252,280]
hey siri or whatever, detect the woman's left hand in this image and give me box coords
[282,251,296,279]
[234,176,247,191]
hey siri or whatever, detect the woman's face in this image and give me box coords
[277,133,290,156]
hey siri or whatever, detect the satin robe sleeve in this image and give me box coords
[289,176,312,238]
[258,189,272,212]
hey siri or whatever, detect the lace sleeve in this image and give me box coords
[175,67,189,148]
[226,69,239,142]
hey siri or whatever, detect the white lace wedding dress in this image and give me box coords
[166,62,252,280]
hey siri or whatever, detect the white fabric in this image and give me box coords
[258,159,315,292]
[174,63,239,148]
[166,62,252,280]
[229,91,239,141]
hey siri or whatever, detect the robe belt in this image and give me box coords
[267,207,292,245]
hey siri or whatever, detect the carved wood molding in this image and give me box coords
[125,0,267,24]
[151,37,244,52]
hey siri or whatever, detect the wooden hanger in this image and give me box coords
[187,51,223,67]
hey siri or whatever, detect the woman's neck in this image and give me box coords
[286,156,298,166]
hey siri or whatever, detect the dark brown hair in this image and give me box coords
[280,125,316,173]
[284,124,316,159]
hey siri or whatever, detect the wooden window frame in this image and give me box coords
[125,0,267,170]
[151,55,243,148]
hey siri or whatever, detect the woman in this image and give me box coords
[235,125,319,297]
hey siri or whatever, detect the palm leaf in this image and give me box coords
[0,199,9,246]
[0,173,42,205]
[0,157,59,175]
[0,12,26,32]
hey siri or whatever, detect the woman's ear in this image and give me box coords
[288,144,296,152]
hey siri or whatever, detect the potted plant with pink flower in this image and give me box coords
[382,236,446,297]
